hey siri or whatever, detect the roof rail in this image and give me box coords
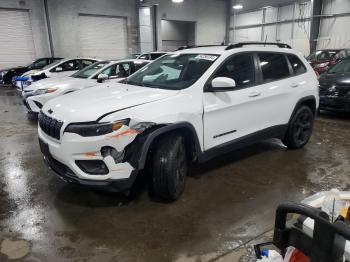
[175,44,225,51]
[225,42,291,50]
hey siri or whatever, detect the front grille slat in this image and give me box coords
[38,112,63,140]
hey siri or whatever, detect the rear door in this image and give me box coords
[255,52,298,128]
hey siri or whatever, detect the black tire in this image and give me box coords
[282,105,314,149]
[151,134,187,201]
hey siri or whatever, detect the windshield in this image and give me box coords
[72,61,110,79]
[41,60,62,70]
[307,50,338,61]
[327,59,350,74]
[126,54,219,90]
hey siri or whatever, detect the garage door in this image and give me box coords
[0,9,35,69]
[78,14,128,59]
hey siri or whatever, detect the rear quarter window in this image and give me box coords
[287,54,307,75]
[258,53,291,82]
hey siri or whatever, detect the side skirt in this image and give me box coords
[198,124,288,163]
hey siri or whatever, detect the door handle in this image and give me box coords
[291,83,299,88]
[248,91,261,98]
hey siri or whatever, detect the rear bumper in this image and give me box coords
[319,96,350,112]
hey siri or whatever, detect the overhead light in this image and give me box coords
[233,4,243,9]
[172,0,184,3]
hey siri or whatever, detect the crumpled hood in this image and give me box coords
[24,76,85,91]
[43,83,179,122]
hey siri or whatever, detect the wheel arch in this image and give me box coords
[289,95,317,123]
[136,122,202,170]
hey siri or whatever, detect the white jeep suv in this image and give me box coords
[38,43,319,201]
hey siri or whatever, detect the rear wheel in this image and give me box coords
[151,134,187,201]
[282,105,314,149]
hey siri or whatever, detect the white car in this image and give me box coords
[38,43,319,201]
[137,52,168,60]
[23,59,149,114]
[18,58,98,91]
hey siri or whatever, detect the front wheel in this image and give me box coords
[282,105,314,149]
[151,134,187,201]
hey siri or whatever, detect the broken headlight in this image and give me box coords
[65,119,130,137]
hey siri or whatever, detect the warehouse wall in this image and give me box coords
[232,1,312,55]
[161,20,195,51]
[157,0,226,49]
[0,0,50,61]
[317,0,350,49]
[46,0,138,57]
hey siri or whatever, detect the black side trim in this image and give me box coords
[134,122,287,170]
[199,124,287,163]
[213,129,236,139]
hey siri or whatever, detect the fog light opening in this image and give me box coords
[75,160,109,175]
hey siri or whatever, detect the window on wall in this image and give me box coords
[258,53,290,82]
[213,53,256,88]
[287,54,307,75]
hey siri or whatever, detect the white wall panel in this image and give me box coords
[0,0,50,68]
[263,25,277,42]
[235,10,262,27]
[139,7,153,53]
[78,15,128,59]
[0,10,36,69]
[47,0,137,57]
[265,7,278,23]
[234,27,261,42]
[317,0,350,49]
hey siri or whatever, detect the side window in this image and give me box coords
[59,60,77,71]
[33,59,48,69]
[81,60,94,68]
[101,63,131,78]
[138,54,149,60]
[133,62,148,73]
[151,53,165,60]
[213,53,255,88]
[258,53,290,82]
[287,54,307,75]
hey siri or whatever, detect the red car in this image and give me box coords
[307,49,350,74]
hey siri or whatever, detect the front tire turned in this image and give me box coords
[151,134,187,201]
[282,105,314,149]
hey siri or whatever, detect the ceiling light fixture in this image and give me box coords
[172,0,184,3]
[233,4,243,9]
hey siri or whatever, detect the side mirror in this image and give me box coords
[55,67,63,72]
[211,77,236,92]
[97,73,108,83]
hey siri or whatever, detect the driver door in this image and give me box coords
[203,52,264,150]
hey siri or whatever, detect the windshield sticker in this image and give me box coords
[195,55,218,61]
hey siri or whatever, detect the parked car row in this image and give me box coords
[4,43,348,201]
[306,48,350,113]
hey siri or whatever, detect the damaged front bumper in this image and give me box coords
[38,122,151,191]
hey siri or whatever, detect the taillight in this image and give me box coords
[315,70,320,79]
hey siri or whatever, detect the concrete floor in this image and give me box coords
[0,86,349,262]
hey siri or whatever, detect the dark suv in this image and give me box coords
[319,58,350,112]
[307,49,350,74]
[0,57,62,85]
